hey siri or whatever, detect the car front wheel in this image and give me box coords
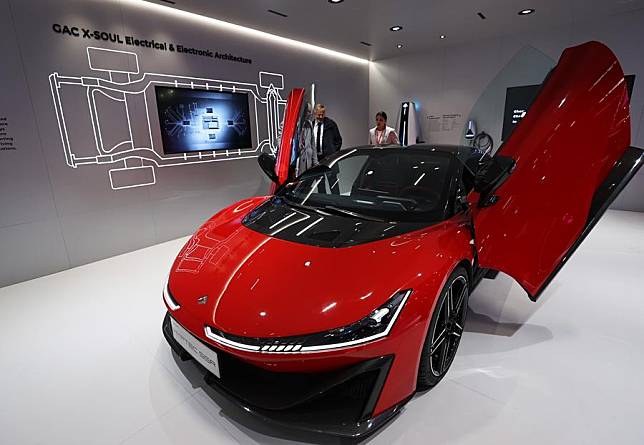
[417,266,469,389]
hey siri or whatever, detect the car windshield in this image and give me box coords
[278,148,454,223]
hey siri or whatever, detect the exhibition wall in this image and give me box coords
[0,0,369,287]
[369,9,644,212]
[2,1,641,289]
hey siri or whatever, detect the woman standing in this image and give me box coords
[369,111,400,146]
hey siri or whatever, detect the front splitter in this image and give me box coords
[162,312,409,439]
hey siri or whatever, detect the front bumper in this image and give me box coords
[162,312,407,438]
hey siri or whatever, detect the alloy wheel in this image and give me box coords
[429,275,468,377]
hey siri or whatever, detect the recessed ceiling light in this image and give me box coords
[328,0,344,3]
[267,9,288,18]
[396,44,403,49]
[390,25,403,32]
[518,8,535,15]
[440,35,446,39]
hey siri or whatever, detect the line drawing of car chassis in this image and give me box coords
[49,47,287,190]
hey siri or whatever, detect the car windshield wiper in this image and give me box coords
[322,205,386,222]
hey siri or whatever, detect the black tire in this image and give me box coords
[417,266,470,390]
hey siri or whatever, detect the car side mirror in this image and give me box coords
[474,155,516,207]
[257,153,279,184]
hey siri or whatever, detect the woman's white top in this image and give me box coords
[369,126,400,145]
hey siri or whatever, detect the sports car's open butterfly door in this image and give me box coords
[257,87,308,194]
[273,88,306,189]
[471,41,643,301]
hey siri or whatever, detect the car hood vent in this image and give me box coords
[242,198,432,248]
[308,230,342,242]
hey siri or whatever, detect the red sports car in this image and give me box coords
[162,41,642,438]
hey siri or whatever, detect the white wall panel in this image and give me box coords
[0,0,369,287]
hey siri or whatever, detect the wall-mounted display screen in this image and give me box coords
[501,84,541,142]
[625,74,636,100]
[155,86,252,154]
[502,75,635,142]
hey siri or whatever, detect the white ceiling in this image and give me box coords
[147,0,644,60]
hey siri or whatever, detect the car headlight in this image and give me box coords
[204,289,411,353]
[163,276,180,311]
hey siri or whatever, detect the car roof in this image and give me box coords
[344,144,476,162]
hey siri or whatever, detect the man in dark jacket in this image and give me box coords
[313,104,342,193]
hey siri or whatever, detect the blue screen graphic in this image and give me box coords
[155,86,252,154]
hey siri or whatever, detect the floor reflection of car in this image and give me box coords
[161,41,643,438]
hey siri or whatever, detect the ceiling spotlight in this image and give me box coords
[518,8,535,15]
[390,25,403,32]
[396,44,403,49]
[328,0,344,3]
[440,35,446,39]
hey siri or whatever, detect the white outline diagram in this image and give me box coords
[49,47,287,190]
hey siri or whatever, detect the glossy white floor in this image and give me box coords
[1,209,643,445]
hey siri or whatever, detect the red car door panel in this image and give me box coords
[272,88,305,193]
[472,41,642,300]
